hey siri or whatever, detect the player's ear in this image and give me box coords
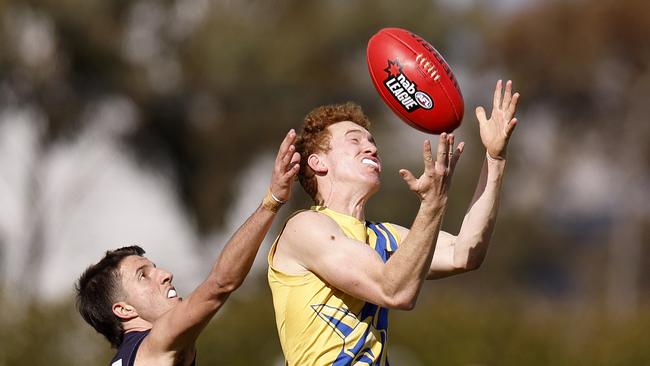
[308,153,328,174]
[112,301,138,320]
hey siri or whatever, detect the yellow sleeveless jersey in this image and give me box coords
[268,206,400,366]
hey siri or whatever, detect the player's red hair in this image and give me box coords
[295,102,371,203]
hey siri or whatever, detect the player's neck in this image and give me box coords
[122,317,153,334]
[320,187,370,221]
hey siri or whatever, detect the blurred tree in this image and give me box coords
[1,0,649,363]
[493,0,650,315]
[0,0,460,246]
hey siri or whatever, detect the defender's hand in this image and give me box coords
[399,133,464,204]
[269,129,301,202]
[475,79,520,160]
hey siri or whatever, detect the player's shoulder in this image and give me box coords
[278,210,337,259]
[286,209,335,229]
[283,210,339,242]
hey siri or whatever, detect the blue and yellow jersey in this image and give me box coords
[268,206,400,366]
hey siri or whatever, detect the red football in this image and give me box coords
[367,28,464,134]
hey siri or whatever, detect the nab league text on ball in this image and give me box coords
[383,65,433,112]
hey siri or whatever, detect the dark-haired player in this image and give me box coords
[76,130,300,366]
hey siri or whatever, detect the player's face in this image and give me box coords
[118,255,181,322]
[322,121,382,190]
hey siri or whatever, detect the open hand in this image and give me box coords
[270,129,301,202]
[475,80,520,160]
[399,133,464,204]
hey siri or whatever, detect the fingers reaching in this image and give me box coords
[449,141,465,173]
[399,168,417,189]
[434,133,458,172]
[507,92,520,119]
[435,133,448,168]
[506,118,518,138]
[278,129,301,174]
[276,129,296,164]
[502,80,512,110]
[475,106,487,124]
[477,78,521,160]
[492,79,502,111]
[400,134,464,201]
[280,144,300,175]
[479,79,521,126]
[270,129,301,203]
[490,79,520,114]
[286,151,301,178]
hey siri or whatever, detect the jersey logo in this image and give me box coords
[310,221,397,365]
[367,222,397,262]
[312,304,388,365]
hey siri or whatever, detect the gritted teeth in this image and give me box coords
[167,289,177,298]
[361,158,379,168]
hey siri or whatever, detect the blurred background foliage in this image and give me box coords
[1,0,649,364]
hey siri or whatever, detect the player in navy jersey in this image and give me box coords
[75,130,300,366]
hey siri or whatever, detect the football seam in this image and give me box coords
[439,80,463,123]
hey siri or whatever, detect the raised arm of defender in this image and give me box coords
[279,134,463,310]
[139,130,300,363]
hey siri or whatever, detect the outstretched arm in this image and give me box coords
[144,130,300,357]
[280,134,463,310]
[427,79,520,279]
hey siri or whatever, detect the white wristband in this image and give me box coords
[270,191,286,204]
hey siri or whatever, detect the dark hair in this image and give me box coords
[75,245,145,348]
[296,102,371,202]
